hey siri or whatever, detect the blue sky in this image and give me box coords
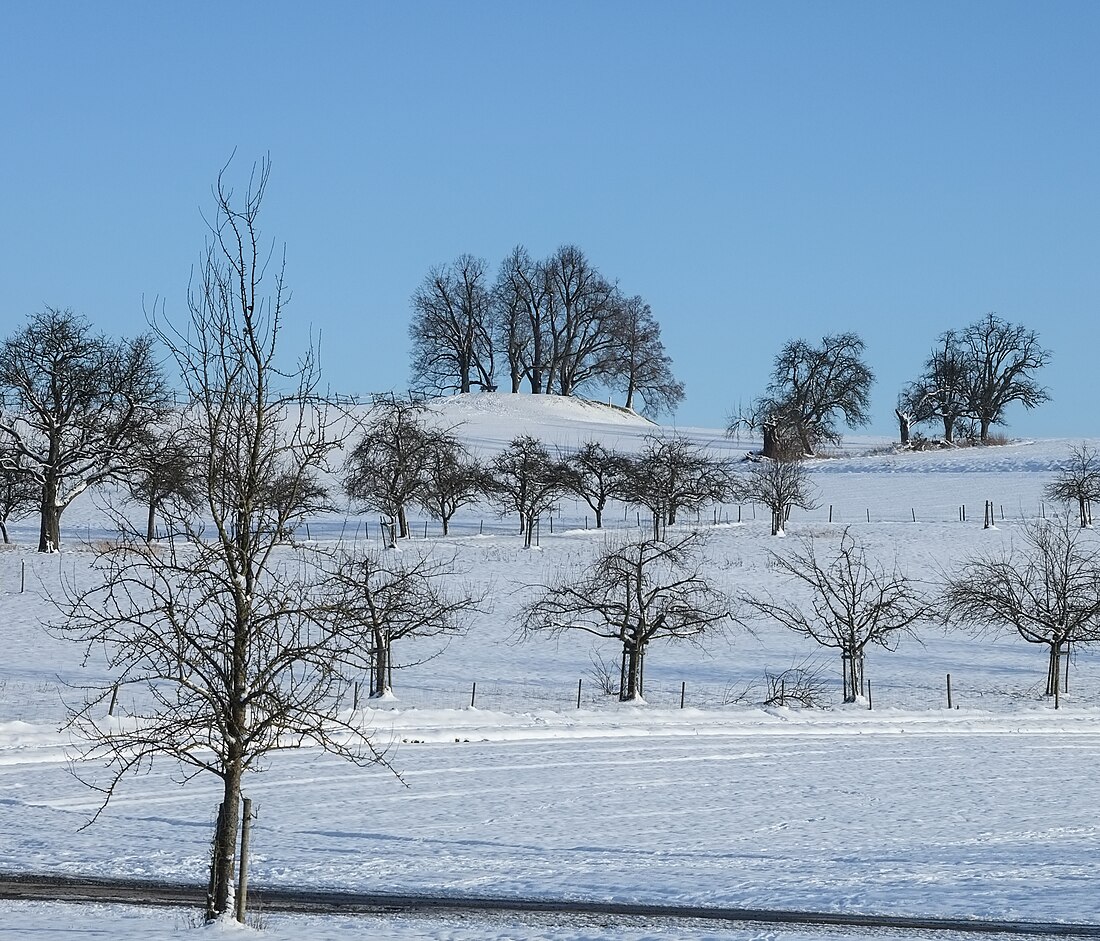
[2,2,1097,438]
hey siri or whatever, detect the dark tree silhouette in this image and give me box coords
[1046,444,1100,529]
[739,457,818,536]
[558,441,630,530]
[488,435,564,548]
[603,294,684,417]
[897,330,972,445]
[0,443,38,544]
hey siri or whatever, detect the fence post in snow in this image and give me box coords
[911,508,916,522]
[577,678,582,709]
[235,797,254,924]
[680,681,686,709]
[946,673,952,709]
[21,561,25,593]
[867,680,873,710]
[470,682,477,708]
[108,683,119,716]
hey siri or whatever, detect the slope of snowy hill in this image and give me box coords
[2,396,1099,940]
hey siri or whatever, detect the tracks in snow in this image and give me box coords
[2,872,1099,937]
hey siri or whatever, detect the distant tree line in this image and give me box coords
[728,313,1050,460]
[408,245,685,417]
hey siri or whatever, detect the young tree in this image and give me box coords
[522,532,730,700]
[739,457,818,536]
[621,435,733,540]
[58,159,379,923]
[742,531,927,702]
[958,313,1051,444]
[488,435,564,548]
[0,443,39,544]
[558,440,629,529]
[0,308,170,552]
[343,397,436,544]
[328,548,479,698]
[750,333,874,457]
[897,330,971,445]
[602,294,684,417]
[417,435,489,536]
[409,254,496,395]
[943,517,1100,706]
[1046,444,1100,529]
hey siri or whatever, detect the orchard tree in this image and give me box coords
[0,443,38,544]
[739,457,818,536]
[522,532,731,701]
[746,333,873,458]
[125,422,203,543]
[558,440,629,529]
[494,245,552,394]
[1046,444,1100,529]
[742,530,927,702]
[418,435,489,536]
[59,159,381,924]
[621,435,733,539]
[897,330,971,445]
[958,313,1050,443]
[343,397,437,544]
[0,308,170,552]
[409,254,496,394]
[489,435,564,548]
[943,516,1100,706]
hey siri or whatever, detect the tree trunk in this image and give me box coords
[624,381,635,411]
[38,475,61,553]
[398,505,409,539]
[0,520,8,544]
[980,416,992,443]
[594,506,603,529]
[620,638,644,701]
[762,421,780,460]
[207,764,243,921]
[895,409,911,446]
[523,512,535,549]
[943,416,954,444]
[371,631,391,697]
[842,647,863,703]
[146,498,157,544]
[441,513,450,537]
[1045,642,1062,700]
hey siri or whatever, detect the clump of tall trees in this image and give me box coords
[408,245,684,417]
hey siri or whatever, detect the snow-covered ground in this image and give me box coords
[1,393,1098,939]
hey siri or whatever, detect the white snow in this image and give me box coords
[1,394,1098,938]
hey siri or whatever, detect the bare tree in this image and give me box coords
[958,313,1051,443]
[343,397,437,543]
[742,530,927,702]
[739,457,818,536]
[544,244,617,396]
[493,245,551,394]
[488,435,564,548]
[558,440,629,529]
[409,254,496,394]
[1046,444,1100,529]
[747,333,873,457]
[602,294,684,417]
[125,421,203,543]
[417,434,490,536]
[57,158,380,923]
[621,434,733,540]
[897,330,971,445]
[0,308,170,552]
[521,532,730,700]
[943,517,1100,706]
[0,442,38,544]
[328,548,480,698]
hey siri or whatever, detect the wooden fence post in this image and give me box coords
[235,797,254,924]
[946,673,952,709]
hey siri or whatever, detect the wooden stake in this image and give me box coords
[235,797,254,924]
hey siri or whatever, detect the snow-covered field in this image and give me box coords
[1,393,1098,939]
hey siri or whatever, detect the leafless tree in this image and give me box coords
[1046,444,1100,529]
[57,158,381,924]
[125,421,203,543]
[0,308,170,552]
[957,313,1050,444]
[521,532,731,700]
[327,548,480,698]
[417,434,490,536]
[942,516,1100,706]
[343,396,437,543]
[602,294,684,417]
[742,530,927,702]
[493,245,551,394]
[0,442,38,544]
[744,333,873,457]
[409,254,496,394]
[558,440,629,529]
[621,434,733,540]
[739,457,818,536]
[488,435,564,548]
[897,330,971,445]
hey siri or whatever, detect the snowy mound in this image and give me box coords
[426,391,656,455]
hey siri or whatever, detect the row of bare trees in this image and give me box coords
[408,246,685,417]
[524,514,1100,710]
